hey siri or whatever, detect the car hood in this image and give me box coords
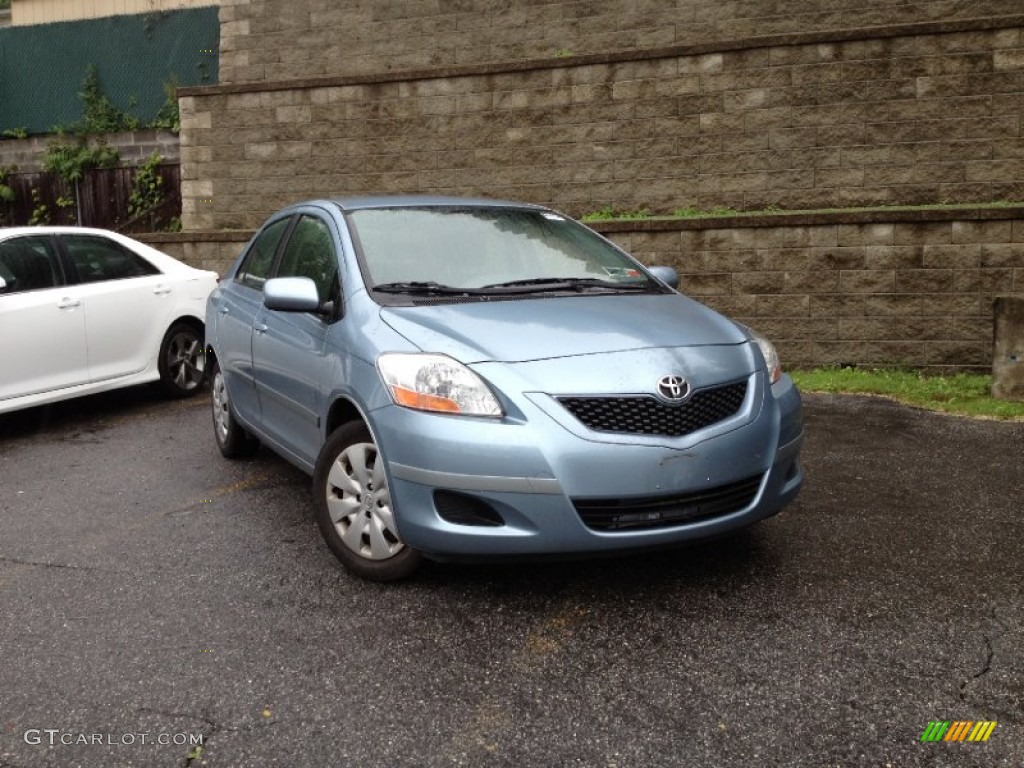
[379,294,748,363]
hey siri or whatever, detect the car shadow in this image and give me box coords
[408,523,778,597]
[0,382,208,441]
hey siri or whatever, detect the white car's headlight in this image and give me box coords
[747,328,782,384]
[378,353,504,417]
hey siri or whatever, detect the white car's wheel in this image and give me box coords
[313,422,420,581]
[159,322,206,397]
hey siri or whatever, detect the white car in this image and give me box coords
[0,227,219,414]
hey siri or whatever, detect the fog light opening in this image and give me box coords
[434,491,505,527]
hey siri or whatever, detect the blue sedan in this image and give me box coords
[205,197,804,580]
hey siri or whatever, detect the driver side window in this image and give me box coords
[277,215,339,304]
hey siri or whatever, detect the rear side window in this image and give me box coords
[238,217,291,290]
[62,235,160,283]
[0,236,63,294]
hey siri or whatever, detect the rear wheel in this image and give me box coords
[313,422,420,581]
[159,322,206,397]
[210,359,259,458]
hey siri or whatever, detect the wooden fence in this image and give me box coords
[0,163,181,232]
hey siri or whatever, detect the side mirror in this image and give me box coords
[0,276,6,292]
[264,276,321,313]
[648,265,679,290]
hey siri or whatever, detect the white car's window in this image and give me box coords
[62,235,160,284]
[238,217,291,291]
[277,215,338,303]
[0,236,63,294]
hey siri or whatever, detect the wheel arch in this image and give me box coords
[167,312,205,336]
[313,399,421,579]
[204,342,219,369]
[325,395,369,439]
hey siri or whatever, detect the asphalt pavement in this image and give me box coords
[0,386,1021,767]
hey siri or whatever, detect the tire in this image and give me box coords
[313,422,420,581]
[210,359,260,459]
[159,321,206,398]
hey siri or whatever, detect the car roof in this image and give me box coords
[312,195,549,213]
[0,226,213,275]
[0,226,127,238]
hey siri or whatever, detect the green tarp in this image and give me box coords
[0,6,219,134]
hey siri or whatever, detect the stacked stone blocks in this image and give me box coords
[173,1,1024,370]
[181,21,1024,230]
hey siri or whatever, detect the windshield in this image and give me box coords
[346,206,664,299]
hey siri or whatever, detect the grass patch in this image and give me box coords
[582,200,1022,222]
[581,206,653,222]
[673,205,744,218]
[790,367,1024,420]
[674,200,1022,219]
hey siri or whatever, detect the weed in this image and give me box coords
[582,206,652,222]
[790,367,1024,420]
[586,201,1024,223]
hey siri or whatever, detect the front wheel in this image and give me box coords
[313,422,420,581]
[159,321,206,398]
[210,359,260,458]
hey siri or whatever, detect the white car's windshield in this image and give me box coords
[347,206,661,296]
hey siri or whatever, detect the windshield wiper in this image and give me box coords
[480,277,654,293]
[373,281,491,296]
[374,277,659,298]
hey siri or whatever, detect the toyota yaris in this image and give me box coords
[205,197,804,580]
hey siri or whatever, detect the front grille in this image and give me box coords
[558,380,747,437]
[573,475,763,531]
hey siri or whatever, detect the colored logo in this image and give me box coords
[921,721,997,742]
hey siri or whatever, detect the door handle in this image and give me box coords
[254,323,268,334]
[57,298,80,309]
[153,285,172,296]
[219,306,230,315]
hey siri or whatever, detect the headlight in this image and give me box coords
[746,328,782,384]
[378,353,504,417]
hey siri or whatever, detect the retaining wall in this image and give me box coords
[0,130,181,173]
[216,0,1024,85]
[168,1,1024,369]
[180,16,1024,230]
[142,206,1024,371]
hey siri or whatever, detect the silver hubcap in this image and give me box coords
[212,371,230,443]
[325,442,404,561]
[167,331,204,391]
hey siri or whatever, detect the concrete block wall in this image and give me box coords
[171,1,1024,369]
[180,19,1024,231]
[601,211,1024,370]
[138,231,251,275]
[145,208,1024,372]
[0,130,181,173]
[217,0,1024,85]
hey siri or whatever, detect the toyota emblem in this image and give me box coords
[657,375,690,402]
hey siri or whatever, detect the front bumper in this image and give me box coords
[370,374,804,559]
